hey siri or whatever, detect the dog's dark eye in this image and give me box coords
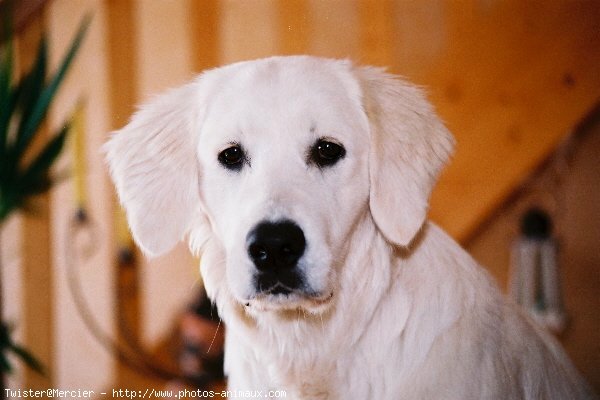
[310,139,346,168]
[218,144,246,170]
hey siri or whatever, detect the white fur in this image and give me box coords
[105,56,595,399]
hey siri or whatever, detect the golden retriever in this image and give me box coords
[106,56,594,399]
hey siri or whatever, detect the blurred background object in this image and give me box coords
[0,0,598,395]
[509,207,566,333]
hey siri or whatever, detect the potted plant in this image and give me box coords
[0,15,89,380]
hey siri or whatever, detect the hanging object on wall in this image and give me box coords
[114,196,135,266]
[69,99,98,256]
[509,208,567,334]
[72,100,89,218]
[115,203,134,264]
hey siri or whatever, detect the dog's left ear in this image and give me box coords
[357,67,455,247]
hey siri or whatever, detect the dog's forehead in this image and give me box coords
[210,56,355,97]
[200,57,366,138]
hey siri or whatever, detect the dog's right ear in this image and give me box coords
[105,81,204,257]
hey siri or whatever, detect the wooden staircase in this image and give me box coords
[394,2,600,243]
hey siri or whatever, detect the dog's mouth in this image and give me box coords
[266,284,293,296]
[243,289,335,314]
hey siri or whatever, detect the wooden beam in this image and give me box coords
[106,0,138,130]
[189,0,220,73]
[15,13,54,390]
[277,0,310,55]
[424,1,600,243]
[105,0,143,386]
[358,0,395,67]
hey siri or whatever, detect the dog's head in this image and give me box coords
[105,56,453,315]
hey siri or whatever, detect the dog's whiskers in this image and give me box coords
[188,276,201,291]
[206,318,222,356]
[319,312,325,337]
[213,255,227,266]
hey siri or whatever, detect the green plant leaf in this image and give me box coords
[2,37,48,181]
[0,168,19,222]
[0,37,13,159]
[0,351,12,374]
[1,122,69,224]
[15,36,48,139]
[9,344,45,376]
[1,80,24,180]
[0,322,13,373]
[19,122,69,197]
[14,14,90,157]
[0,322,45,375]
[0,193,17,222]
[0,321,10,344]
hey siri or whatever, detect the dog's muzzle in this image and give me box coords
[246,220,306,295]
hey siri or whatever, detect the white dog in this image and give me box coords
[106,56,594,399]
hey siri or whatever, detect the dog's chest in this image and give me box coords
[292,382,334,400]
[247,349,344,400]
[266,363,336,399]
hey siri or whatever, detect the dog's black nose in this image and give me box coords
[247,220,306,271]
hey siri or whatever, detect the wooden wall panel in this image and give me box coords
[308,0,359,59]
[359,0,395,67]
[277,0,310,55]
[219,0,278,64]
[48,0,116,391]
